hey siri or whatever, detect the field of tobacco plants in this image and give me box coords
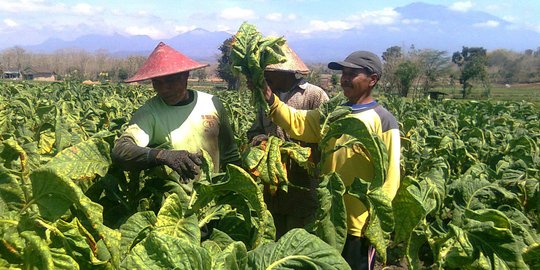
[0,80,538,269]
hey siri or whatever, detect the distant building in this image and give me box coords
[2,68,21,80]
[23,67,56,81]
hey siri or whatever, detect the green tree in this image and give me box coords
[194,68,207,82]
[452,47,488,98]
[416,49,451,97]
[117,68,129,81]
[382,46,403,95]
[331,73,339,86]
[395,60,419,97]
[216,37,240,90]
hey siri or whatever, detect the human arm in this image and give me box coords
[246,79,322,143]
[268,96,322,143]
[380,127,401,200]
[112,105,203,182]
[112,136,203,182]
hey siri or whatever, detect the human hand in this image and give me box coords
[246,78,273,103]
[156,150,203,183]
[250,134,269,146]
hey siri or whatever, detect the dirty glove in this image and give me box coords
[155,150,203,183]
[250,134,269,147]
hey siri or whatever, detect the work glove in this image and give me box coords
[155,150,203,183]
[250,134,269,147]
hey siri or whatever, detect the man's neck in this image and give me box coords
[350,95,374,105]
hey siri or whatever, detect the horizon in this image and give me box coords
[1,0,540,50]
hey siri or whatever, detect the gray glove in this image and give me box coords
[156,150,203,183]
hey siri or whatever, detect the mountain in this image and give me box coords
[18,2,540,63]
[287,2,540,62]
[23,28,232,62]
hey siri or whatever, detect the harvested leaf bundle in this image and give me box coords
[230,22,287,112]
[243,136,312,196]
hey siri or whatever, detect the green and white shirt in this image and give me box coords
[121,90,240,171]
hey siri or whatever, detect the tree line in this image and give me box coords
[2,42,540,98]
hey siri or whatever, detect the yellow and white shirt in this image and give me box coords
[269,95,401,237]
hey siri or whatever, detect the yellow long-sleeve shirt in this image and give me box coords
[269,95,401,237]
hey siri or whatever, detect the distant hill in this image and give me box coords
[24,28,231,63]
[20,2,540,63]
[287,2,540,62]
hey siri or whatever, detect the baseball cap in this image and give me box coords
[328,51,383,77]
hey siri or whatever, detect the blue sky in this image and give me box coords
[1,0,539,47]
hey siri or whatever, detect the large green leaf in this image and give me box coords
[29,167,121,267]
[247,228,350,270]
[156,193,200,244]
[320,116,388,188]
[44,138,112,182]
[121,231,211,270]
[230,22,286,112]
[305,172,347,252]
[21,231,79,270]
[0,168,25,210]
[406,231,429,270]
[212,241,248,270]
[191,164,274,248]
[119,211,157,256]
[209,228,236,250]
[51,218,108,267]
[442,210,529,269]
[54,103,73,152]
[392,177,425,244]
[523,244,540,269]
[30,167,81,220]
[348,178,394,263]
[1,138,29,175]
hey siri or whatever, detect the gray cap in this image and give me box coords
[328,51,383,77]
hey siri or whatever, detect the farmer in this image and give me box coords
[112,42,240,183]
[249,50,401,270]
[247,44,329,239]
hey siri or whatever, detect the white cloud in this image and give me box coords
[174,25,197,33]
[124,26,168,39]
[298,8,399,34]
[4,19,18,27]
[502,16,516,23]
[265,13,296,22]
[219,7,256,20]
[266,13,282,22]
[215,24,233,32]
[0,0,66,13]
[72,3,103,15]
[533,24,540,33]
[401,18,439,27]
[299,20,352,34]
[449,1,474,12]
[348,8,400,26]
[473,20,500,28]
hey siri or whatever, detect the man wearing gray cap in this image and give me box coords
[250,50,401,270]
[247,44,329,239]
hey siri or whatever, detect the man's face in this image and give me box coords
[264,71,295,92]
[340,67,376,103]
[152,72,189,105]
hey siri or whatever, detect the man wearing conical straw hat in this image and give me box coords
[113,42,240,183]
[247,43,329,239]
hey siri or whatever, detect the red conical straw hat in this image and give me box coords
[125,42,209,82]
[265,43,309,74]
